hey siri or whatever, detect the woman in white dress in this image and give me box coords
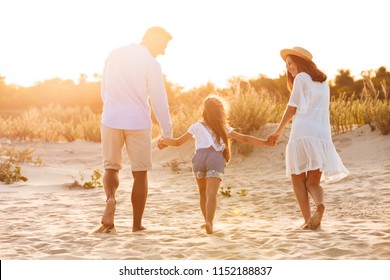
[269,47,349,230]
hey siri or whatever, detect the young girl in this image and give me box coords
[159,95,274,234]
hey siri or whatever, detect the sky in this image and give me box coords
[1,0,389,90]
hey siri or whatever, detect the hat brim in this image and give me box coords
[280,49,312,62]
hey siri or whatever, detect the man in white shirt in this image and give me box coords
[95,26,173,233]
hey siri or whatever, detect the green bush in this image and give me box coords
[0,160,28,184]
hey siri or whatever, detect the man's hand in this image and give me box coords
[157,137,168,149]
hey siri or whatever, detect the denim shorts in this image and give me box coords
[192,147,226,180]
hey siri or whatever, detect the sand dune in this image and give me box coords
[1,124,389,260]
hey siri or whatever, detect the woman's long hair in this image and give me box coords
[202,95,231,163]
[287,55,327,92]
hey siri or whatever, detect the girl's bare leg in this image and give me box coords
[291,173,311,225]
[196,178,207,223]
[205,177,221,234]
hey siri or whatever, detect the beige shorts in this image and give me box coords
[101,124,152,171]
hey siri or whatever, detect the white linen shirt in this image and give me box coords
[187,122,233,151]
[101,44,173,138]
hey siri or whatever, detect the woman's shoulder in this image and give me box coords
[296,72,311,81]
[297,72,327,85]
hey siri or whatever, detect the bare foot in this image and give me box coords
[200,224,206,229]
[92,224,117,235]
[132,226,146,232]
[300,222,309,230]
[303,204,325,230]
[101,198,116,226]
[205,222,213,234]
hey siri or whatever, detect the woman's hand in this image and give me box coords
[265,137,277,147]
[267,131,282,145]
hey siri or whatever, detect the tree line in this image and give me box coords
[0,66,389,114]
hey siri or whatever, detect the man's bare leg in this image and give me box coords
[131,171,148,232]
[94,169,119,234]
[101,169,119,225]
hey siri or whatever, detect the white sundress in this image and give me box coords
[286,72,349,183]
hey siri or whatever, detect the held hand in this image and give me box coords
[267,131,281,146]
[265,137,277,147]
[157,137,168,150]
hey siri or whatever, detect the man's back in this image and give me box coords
[101,43,166,131]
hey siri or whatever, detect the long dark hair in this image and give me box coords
[202,95,231,163]
[287,55,327,92]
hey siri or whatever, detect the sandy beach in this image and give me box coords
[1,124,389,260]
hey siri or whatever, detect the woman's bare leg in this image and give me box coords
[304,169,325,230]
[291,173,311,225]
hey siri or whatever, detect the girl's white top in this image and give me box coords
[187,122,233,151]
[286,72,349,183]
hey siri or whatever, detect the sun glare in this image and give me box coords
[0,0,389,89]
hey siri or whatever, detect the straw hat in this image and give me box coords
[280,47,313,62]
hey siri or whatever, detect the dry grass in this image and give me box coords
[330,76,390,135]
[1,76,389,143]
[0,105,101,142]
